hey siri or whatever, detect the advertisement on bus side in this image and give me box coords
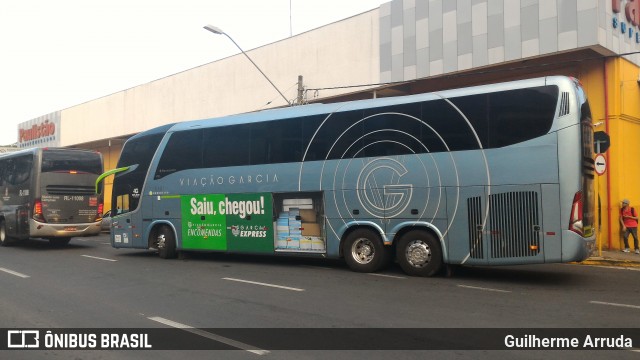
[180,192,274,253]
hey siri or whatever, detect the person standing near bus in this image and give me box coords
[620,199,639,254]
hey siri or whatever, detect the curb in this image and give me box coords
[573,259,640,268]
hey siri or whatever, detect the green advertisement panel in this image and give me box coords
[181,194,227,250]
[180,193,273,253]
[225,193,274,253]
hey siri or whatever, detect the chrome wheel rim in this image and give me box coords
[406,240,431,268]
[351,238,375,264]
[157,234,166,249]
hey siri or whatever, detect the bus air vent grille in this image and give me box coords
[558,92,570,117]
[488,191,540,258]
[467,196,484,259]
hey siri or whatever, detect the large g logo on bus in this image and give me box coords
[356,158,413,218]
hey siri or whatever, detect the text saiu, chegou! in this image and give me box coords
[190,196,266,219]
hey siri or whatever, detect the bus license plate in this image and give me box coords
[64,227,77,231]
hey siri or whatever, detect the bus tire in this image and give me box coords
[157,225,177,259]
[49,237,71,246]
[396,230,442,277]
[0,220,12,247]
[342,228,389,273]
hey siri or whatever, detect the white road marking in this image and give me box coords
[148,316,269,355]
[368,273,407,279]
[100,242,111,245]
[457,284,511,293]
[590,301,640,310]
[0,267,29,278]
[222,277,304,292]
[81,255,117,262]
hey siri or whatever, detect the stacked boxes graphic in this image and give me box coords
[275,198,324,251]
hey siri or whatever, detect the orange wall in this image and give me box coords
[581,58,640,250]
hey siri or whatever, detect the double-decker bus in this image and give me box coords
[99,76,595,276]
[0,147,103,246]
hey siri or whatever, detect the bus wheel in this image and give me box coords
[0,220,12,247]
[396,230,442,277]
[156,225,177,259]
[343,228,388,273]
[49,237,71,246]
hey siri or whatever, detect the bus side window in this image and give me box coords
[12,155,32,185]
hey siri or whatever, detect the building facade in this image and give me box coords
[17,0,640,251]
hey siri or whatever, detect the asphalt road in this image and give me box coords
[0,234,638,359]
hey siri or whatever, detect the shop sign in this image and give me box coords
[18,113,60,148]
[612,0,640,44]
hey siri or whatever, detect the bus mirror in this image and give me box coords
[95,166,132,194]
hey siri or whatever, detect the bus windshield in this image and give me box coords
[112,129,169,215]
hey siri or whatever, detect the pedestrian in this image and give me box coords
[619,199,639,254]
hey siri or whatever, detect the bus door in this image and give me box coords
[111,185,139,248]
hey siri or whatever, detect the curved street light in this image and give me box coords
[203,24,291,106]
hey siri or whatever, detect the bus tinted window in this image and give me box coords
[42,150,102,174]
[152,86,558,178]
[450,85,558,148]
[115,132,166,212]
[203,124,251,168]
[157,129,203,177]
[1,155,33,185]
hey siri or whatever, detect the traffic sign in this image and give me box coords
[594,154,606,175]
[593,131,610,154]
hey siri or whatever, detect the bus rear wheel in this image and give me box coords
[342,228,389,273]
[0,220,12,247]
[396,230,442,277]
[156,225,177,259]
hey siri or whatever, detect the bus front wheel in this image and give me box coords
[396,230,442,277]
[342,228,389,273]
[156,225,177,259]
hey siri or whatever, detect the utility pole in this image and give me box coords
[296,75,304,105]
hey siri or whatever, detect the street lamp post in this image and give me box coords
[203,24,291,106]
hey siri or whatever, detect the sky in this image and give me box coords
[0,0,389,145]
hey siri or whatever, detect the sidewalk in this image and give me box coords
[577,248,640,268]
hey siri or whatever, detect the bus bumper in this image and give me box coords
[562,230,596,262]
[29,220,102,238]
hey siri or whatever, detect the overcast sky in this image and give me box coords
[0,0,388,145]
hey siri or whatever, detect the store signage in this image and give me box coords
[612,0,640,44]
[18,112,60,148]
[19,119,56,143]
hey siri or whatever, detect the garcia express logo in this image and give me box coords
[612,0,640,44]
